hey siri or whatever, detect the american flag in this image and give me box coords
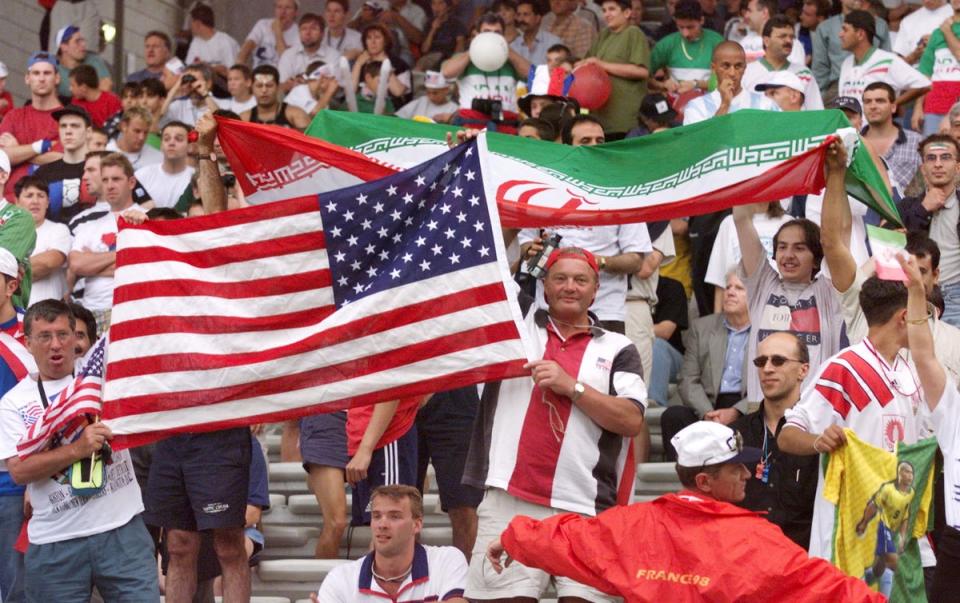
[17,336,107,458]
[101,137,532,450]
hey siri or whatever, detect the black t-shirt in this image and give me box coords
[653,276,688,354]
[32,159,83,223]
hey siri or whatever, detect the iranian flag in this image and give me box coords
[217,110,900,227]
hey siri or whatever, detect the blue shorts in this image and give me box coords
[876,521,897,555]
[416,388,484,511]
[351,425,418,526]
[300,411,349,470]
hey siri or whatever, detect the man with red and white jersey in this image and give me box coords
[462,246,646,602]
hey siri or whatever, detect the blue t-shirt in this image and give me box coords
[248,435,270,510]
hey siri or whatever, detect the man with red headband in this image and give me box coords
[462,246,647,602]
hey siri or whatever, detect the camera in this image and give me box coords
[526,232,562,280]
[182,74,197,85]
[471,97,503,121]
[221,173,237,188]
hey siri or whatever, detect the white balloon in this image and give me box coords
[469,32,509,72]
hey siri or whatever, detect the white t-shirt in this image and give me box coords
[838,47,931,100]
[457,63,520,113]
[932,380,960,530]
[186,30,240,69]
[892,4,954,63]
[70,205,147,311]
[161,97,208,128]
[683,88,781,125]
[740,30,806,65]
[742,59,825,110]
[284,84,321,114]
[705,212,789,287]
[277,45,342,83]
[105,138,163,171]
[214,95,257,114]
[518,223,653,322]
[318,544,467,602]
[322,28,363,57]
[0,374,143,545]
[28,220,72,305]
[803,191,870,275]
[245,18,300,68]
[395,96,459,120]
[135,164,195,210]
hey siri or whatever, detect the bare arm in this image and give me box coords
[942,18,960,60]
[732,204,764,278]
[195,113,228,215]
[286,105,312,131]
[820,139,857,293]
[598,251,643,275]
[68,250,115,277]
[98,77,114,93]
[506,48,531,79]
[653,320,677,340]
[635,249,662,280]
[898,253,946,410]
[6,423,112,485]
[236,39,256,66]
[345,399,400,485]
[896,86,930,108]
[777,423,847,456]
[29,249,66,279]
[441,51,471,79]
[586,57,648,80]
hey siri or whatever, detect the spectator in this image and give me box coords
[741,15,823,110]
[68,153,146,334]
[518,65,580,118]
[47,0,101,57]
[517,116,557,138]
[646,276,689,406]
[127,30,175,86]
[67,65,122,129]
[649,0,723,96]
[138,78,168,133]
[462,247,647,601]
[442,15,531,132]
[485,421,886,602]
[418,0,468,71]
[666,271,750,459]
[831,94,863,129]
[241,65,311,129]
[915,10,960,135]
[278,13,340,91]
[15,177,69,307]
[380,0,429,64]
[837,10,930,106]
[893,0,952,66]
[812,0,891,103]
[0,63,11,121]
[216,65,257,114]
[69,302,96,356]
[185,4,240,79]
[87,126,108,151]
[739,0,806,64]
[323,0,365,62]
[1,300,158,600]
[754,69,806,110]
[578,0,650,139]
[547,42,573,67]
[396,71,458,121]
[135,121,195,209]
[32,105,90,224]
[316,485,468,601]
[299,409,350,558]
[683,41,779,124]
[106,107,163,170]
[353,24,414,110]
[511,0,563,65]
[237,0,301,69]
[625,222,676,382]
[630,0,659,38]
[160,64,221,128]
[796,0,828,63]
[53,25,112,99]
[495,0,522,43]
[656,0,682,39]
[542,0,598,58]
[0,52,63,202]
[862,81,923,193]
[285,62,342,116]
[103,82,142,140]
[628,92,677,136]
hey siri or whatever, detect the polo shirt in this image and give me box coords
[317,544,467,602]
[277,45,342,83]
[837,47,930,101]
[740,30,806,65]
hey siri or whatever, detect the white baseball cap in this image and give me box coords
[0,150,10,175]
[754,71,806,95]
[0,248,18,280]
[0,62,7,78]
[671,422,761,468]
[424,71,449,89]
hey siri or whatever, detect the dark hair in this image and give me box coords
[145,30,173,51]
[675,463,722,489]
[844,10,876,42]
[753,0,777,17]
[120,81,142,97]
[185,63,214,83]
[24,299,75,336]
[14,175,49,198]
[140,77,167,98]
[326,0,350,12]
[229,64,253,80]
[929,284,945,317]
[863,81,895,103]
[305,60,326,75]
[765,200,785,219]
[84,150,111,163]
[214,109,242,120]
[69,302,97,342]
[918,133,960,159]
[674,0,703,21]
[70,64,99,89]
[519,117,556,140]
[147,207,182,221]
[562,114,604,145]
[90,126,108,138]
[803,0,830,18]
[539,101,576,139]
[161,120,190,136]
[906,231,941,271]
[600,0,632,9]
[772,219,823,276]
[101,152,136,178]
[762,14,793,37]
[518,0,549,15]
[859,276,907,326]
[547,43,571,55]
[361,60,384,80]
[491,0,518,11]
[252,64,280,84]
[299,12,325,27]
[363,23,395,52]
[476,12,506,31]
[190,4,216,28]
[371,484,424,518]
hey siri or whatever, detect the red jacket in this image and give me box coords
[501,491,886,603]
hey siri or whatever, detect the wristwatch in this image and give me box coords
[571,382,586,402]
[598,256,607,271]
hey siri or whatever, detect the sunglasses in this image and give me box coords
[752,354,803,368]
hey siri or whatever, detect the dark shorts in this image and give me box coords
[300,411,349,470]
[144,427,251,532]
[417,388,484,511]
[351,425,418,526]
[876,521,898,555]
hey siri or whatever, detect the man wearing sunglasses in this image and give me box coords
[731,332,818,548]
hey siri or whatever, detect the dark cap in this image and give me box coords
[844,10,876,43]
[639,93,677,122]
[830,96,862,115]
[52,105,92,127]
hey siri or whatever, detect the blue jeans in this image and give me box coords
[941,281,960,328]
[923,113,946,137]
[648,338,683,407]
[0,493,25,603]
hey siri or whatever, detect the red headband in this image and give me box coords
[544,248,599,274]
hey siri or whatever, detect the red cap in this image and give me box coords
[544,248,599,274]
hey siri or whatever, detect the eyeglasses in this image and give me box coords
[923,153,956,163]
[752,354,804,368]
[30,331,72,345]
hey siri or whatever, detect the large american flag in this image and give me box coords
[101,137,532,449]
[17,336,107,458]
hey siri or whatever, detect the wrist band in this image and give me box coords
[907,316,928,325]
[31,139,52,154]
[813,436,826,454]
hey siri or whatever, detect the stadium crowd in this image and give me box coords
[1,0,960,600]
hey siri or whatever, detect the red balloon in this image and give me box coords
[568,63,612,111]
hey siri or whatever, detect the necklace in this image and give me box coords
[371,562,413,584]
[863,337,920,399]
[680,37,699,61]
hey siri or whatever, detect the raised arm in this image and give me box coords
[898,253,945,409]
[820,139,857,292]
[732,203,764,278]
[195,113,228,215]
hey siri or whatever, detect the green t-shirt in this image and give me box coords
[57,53,111,99]
[587,25,651,135]
[0,200,37,308]
[650,29,724,83]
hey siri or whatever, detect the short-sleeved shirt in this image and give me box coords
[892,4,953,63]
[705,212,790,288]
[70,91,122,129]
[510,27,563,65]
[586,25,650,134]
[457,63,520,113]
[682,88,780,125]
[838,47,930,101]
[0,374,143,544]
[277,45,343,83]
[32,159,84,223]
[28,220,71,305]
[650,29,723,83]
[918,24,960,114]
[186,31,240,69]
[161,97,209,128]
[931,381,960,530]
[70,205,146,311]
[105,137,163,170]
[245,18,300,68]
[740,30,806,65]
[56,53,110,98]
[322,28,364,57]
[135,164,195,209]
[318,544,467,602]
[0,104,61,200]
[742,59,824,111]
[214,95,257,115]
